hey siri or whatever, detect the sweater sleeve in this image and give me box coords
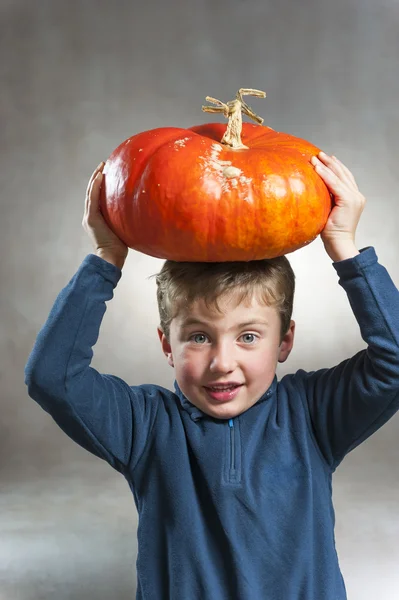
[24,254,158,474]
[297,246,399,470]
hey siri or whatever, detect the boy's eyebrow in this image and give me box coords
[180,318,270,330]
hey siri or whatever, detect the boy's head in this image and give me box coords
[154,256,296,420]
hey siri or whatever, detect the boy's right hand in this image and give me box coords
[82,162,129,270]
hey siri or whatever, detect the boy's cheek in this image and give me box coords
[176,358,204,385]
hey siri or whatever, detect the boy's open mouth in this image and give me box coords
[204,381,243,390]
[203,384,243,402]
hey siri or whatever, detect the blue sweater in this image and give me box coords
[24,247,399,600]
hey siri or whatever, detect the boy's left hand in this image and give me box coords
[311,152,366,262]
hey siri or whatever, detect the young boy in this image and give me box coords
[24,152,399,599]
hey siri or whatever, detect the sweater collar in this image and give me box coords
[173,376,278,422]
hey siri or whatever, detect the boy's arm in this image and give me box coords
[297,153,399,469]
[24,163,156,474]
[24,254,158,474]
[296,245,399,469]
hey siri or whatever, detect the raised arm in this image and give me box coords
[24,164,156,473]
[296,153,399,469]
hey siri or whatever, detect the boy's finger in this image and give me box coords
[313,159,348,196]
[331,156,359,190]
[90,173,103,207]
[316,153,355,190]
[85,162,105,198]
[85,163,104,213]
[85,176,96,214]
[318,152,358,190]
[85,167,99,197]
[88,173,102,209]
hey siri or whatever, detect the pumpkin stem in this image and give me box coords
[202,88,266,149]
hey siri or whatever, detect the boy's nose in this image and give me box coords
[209,344,237,373]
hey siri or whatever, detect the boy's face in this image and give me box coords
[158,291,295,420]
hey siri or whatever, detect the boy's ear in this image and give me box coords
[157,327,174,367]
[278,320,295,363]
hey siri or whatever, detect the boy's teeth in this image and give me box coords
[210,385,237,390]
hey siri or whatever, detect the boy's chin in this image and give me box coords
[198,395,252,420]
[205,406,245,420]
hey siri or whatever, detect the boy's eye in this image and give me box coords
[189,333,258,344]
[190,333,208,344]
[241,333,257,344]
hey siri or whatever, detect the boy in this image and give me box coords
[25,151,399,599]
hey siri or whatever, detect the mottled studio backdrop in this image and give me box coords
[1,0,398,598]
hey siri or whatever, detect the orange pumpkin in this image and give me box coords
[99,89,332,261]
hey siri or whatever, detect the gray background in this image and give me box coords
[1,0,399,598]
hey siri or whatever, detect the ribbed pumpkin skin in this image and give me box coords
[99,122,332,261]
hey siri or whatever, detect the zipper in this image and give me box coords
[228,418,235,474]
[225,418,241,484]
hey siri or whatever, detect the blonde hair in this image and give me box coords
[151,257,295,343]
